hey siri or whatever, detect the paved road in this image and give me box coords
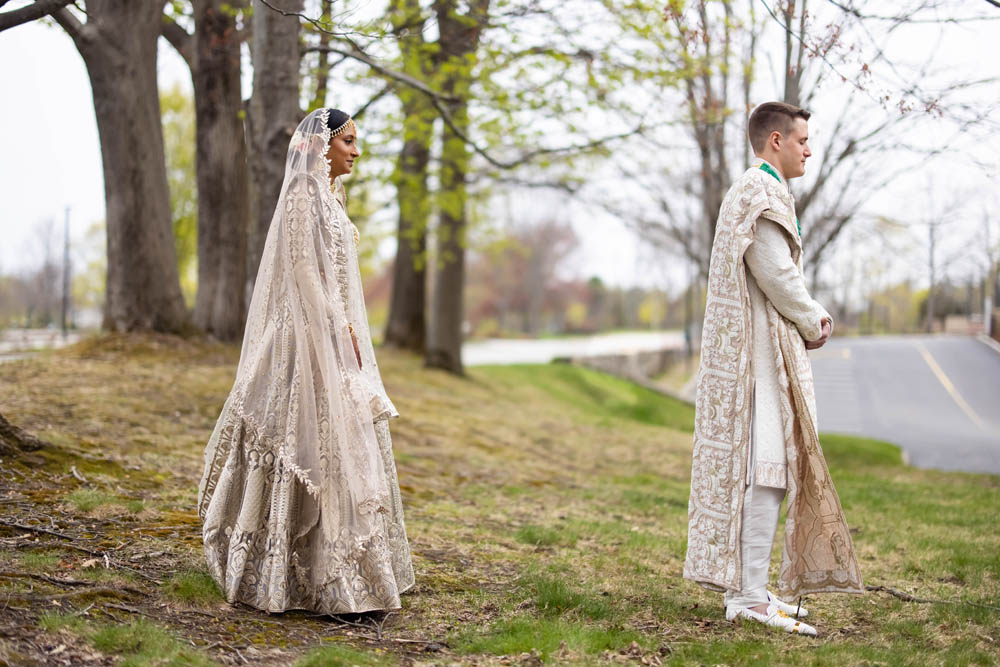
[811,335,1000,474]
[463,330,685,366]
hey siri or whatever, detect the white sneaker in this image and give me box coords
[725,603,818,636]
[767,590,808,618]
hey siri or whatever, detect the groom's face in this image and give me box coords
[775,117,811,179]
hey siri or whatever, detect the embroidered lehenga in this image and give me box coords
[197,108,414,614]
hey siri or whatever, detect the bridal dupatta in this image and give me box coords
[198,108,412,614]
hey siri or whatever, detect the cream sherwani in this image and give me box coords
[684,158,862,598]
[745,158,830,490]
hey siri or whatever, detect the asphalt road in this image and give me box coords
[811,335,1000,475]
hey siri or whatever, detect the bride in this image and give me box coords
[197,108,414,614]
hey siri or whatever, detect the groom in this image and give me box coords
[683,102,863,636]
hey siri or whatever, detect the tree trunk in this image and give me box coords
[247,0,302,295]
[384,0,433,352]
[55,2,190,333]
[191,0,249,341]
[0,412,47,457]
[426,97,469,374]
[424,0,490,374]
[384,120,431,351]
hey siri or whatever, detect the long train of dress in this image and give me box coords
[201,413,413,614]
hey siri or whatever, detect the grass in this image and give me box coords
[35,614,212,666]
[92,619,213,666]
[515,524,578,548]
[0,333,998,665]
[454,617,649,662]
[481,362,695,430]
[296,643,398,666]
[64,488,120,512]
[19,551,61,569]
[162,569,224,604]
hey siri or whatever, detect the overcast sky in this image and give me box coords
[1,2,997,297]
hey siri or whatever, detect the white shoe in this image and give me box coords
[767,590,808,618]
[725,603,818,636]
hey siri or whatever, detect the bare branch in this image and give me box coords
[477,176,582,195]
[310,44,454,103]
[160,16,193,68]
[351,83,393,121]
[257,0,380,38]
[51,5,87,43]
[826,0,1000,23]
[759,0,874,100]
[0,0,74,33]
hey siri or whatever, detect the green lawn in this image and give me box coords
[0,334,996,665]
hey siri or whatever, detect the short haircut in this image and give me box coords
[748,102,811,153]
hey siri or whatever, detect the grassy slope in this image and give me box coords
[0,334,997,665]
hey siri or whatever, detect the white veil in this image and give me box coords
[198,108,392,533]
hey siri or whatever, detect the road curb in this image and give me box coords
[976,334,1000,357]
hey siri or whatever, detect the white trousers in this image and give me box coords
[724,483,785,609]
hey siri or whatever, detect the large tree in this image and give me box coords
[162,1,251,341]
[383,0,435,353]
[53,2,190,333]
[424,0,492,374]
[246,0,303,293]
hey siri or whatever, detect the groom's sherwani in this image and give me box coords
[683,160,864,597]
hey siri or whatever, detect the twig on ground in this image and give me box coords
[374,610,392,640]
[69,466,88,483]
[0,529,161,584]
[347,632,450,646]
[2,586,143,602]
[102,601,147,616]
[200,641,252,653]
[0,520,76,540]
[0,571,94,587]
[11,539,104,557]
[866,584,1000,611]
[329,615,377,633]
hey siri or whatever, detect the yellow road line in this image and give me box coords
[915,342,986,431]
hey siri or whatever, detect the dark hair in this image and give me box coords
[748,102,811,153]
[325,108,351,133]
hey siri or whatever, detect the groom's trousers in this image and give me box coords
[723,483,785,609]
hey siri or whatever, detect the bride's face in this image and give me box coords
[325,129,360,179]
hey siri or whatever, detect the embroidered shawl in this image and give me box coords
[683,167,864,597]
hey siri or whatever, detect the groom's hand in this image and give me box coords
[805,317,833,350]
